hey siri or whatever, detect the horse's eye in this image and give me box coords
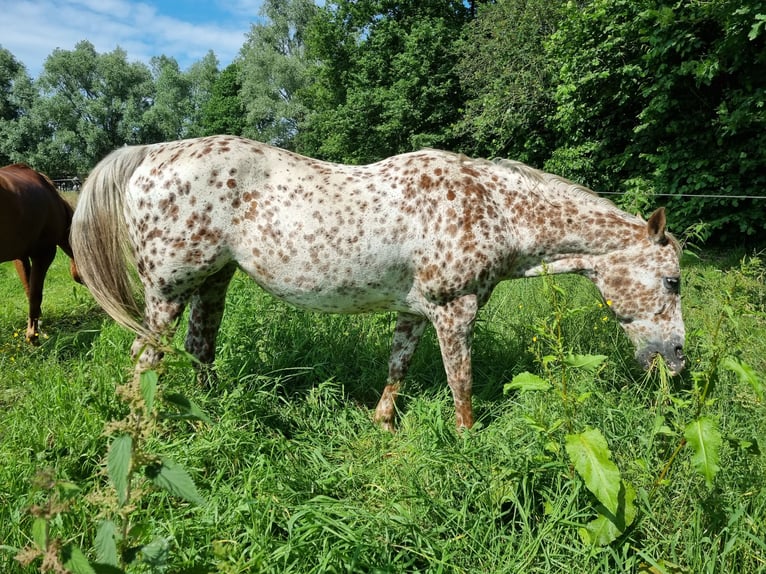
[663,276,680,294]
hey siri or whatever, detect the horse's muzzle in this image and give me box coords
[637,339,686,375]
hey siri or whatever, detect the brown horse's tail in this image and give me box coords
[71,145,153,340]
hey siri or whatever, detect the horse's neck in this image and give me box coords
[517,197,643,278]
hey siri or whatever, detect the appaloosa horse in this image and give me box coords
[0,164,81,343]
[71,135,685,429]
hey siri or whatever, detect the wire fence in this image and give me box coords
[599,192,766,200]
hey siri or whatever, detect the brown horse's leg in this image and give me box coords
[184,263,237,386]
[374,312,428,431]
[13,259,32,297]
[430,295,478,429]
[13,259,34,341]
[18,249,56,344]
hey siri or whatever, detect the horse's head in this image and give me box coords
[591,208,685,374]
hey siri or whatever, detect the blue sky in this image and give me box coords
[0,0,264,78]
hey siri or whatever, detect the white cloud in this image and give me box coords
[0,0,255,77]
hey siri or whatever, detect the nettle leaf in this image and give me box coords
[684,417,722,488]
[32,517,47,550]
[504,372,552,393]
[145,458,205,505]
[95,520,120,567]
[566,428,621,515]
[62,544,97,574]
[139,370,158,413]
[163,393,213,425]
[140,537,170,567]
[564,353,608,372]
[722,357,764,401]
[107,435,133,506]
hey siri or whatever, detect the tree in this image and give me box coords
[199,62,245,136]
[238,0,319,148]
[0,47,40,166]
[185,51,221,138]
[31,41,152,174]
[140,55,191,141]
[454,0,565,165]
[546,0,766,240]
[299,0,472,163]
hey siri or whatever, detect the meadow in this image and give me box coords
[0,240,764,573]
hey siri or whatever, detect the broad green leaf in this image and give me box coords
[108,435,133,506]
[684,417,722,488]
[145,458,205,505]
[62,544,97,574]
[566,428,621,515]
[139,370,158,412]
[504,372,552,393]
[578,481,637,546]
[56,481,82,500]
[140,537,170,567]
[722,357,764,401]
[95,520,119,567]
[579,515,617,546]
[564,353,608,372]
[163,393,213,425]
[31,517,47,551]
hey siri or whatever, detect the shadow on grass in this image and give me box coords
[37,305,106,360]
[207,303,556,431]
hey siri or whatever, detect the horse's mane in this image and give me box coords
[488,156,681,251]
[488,157,619,210]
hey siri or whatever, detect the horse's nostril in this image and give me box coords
[675,346,685,361]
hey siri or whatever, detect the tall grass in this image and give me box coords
[0,248,764,573]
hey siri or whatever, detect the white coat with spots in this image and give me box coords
[71,135,685,430]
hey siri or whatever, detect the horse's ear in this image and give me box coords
[647,207,667,244]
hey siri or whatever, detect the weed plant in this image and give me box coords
[0,249,764,573]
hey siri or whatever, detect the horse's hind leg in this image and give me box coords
[185,263,237,386]
[13,259,34,341]
[131,292,186,373]
[374,312,428,431]
[13,259,31,297]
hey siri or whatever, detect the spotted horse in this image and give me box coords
[71,135,685,430]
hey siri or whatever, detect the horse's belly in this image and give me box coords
[239,255,416,314]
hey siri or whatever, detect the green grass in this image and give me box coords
[0,249,765,573]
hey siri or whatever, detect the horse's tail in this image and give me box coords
[71,145,152,340]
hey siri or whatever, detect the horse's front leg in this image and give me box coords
[374,312,428,431]
[430,295,479,429]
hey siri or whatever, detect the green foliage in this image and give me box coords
[32,41,154,174]
[683,417,722,488]
[198,63,245,137]
[1,0,764,245]
[453,0,564,164]
[299,0,471,162]
[238,0,319,148]
[1,211,766,573]
[546,0,766,239]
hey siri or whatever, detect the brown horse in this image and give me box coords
[0,164,81,343]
